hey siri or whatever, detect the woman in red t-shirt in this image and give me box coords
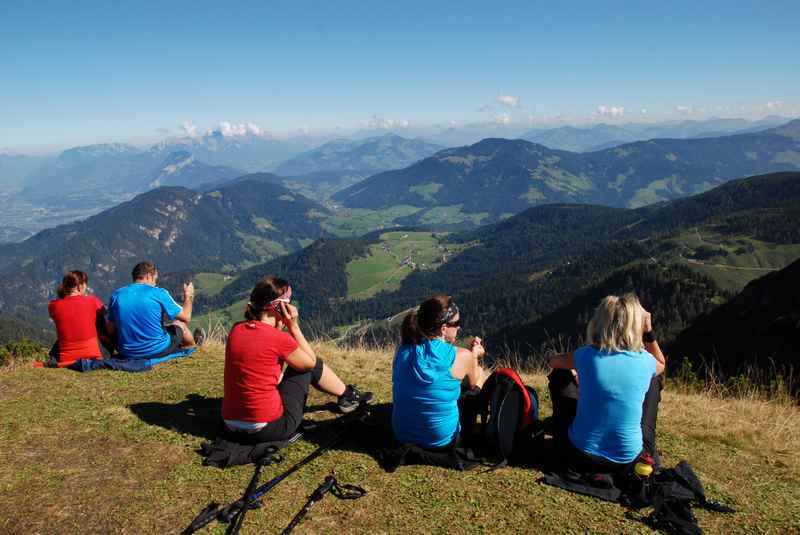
[48,270,111,365]
[221,276,373,444]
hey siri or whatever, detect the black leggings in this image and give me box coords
[222,357,325,444]
[548,368,662,472]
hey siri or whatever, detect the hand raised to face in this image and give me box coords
[277,301,300,331]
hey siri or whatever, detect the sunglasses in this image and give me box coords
[446,319,461,328]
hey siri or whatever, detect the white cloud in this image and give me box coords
[181,121,200,138]
[367,116,410,129]
[674,105,692,115]
[640,108,648,115]
[766,100,785,111]
[209,121,264,137]
[496,95,521,108]
[494,112,511,125]
[597,105,625,118]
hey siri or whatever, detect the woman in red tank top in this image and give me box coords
[47,271,113,365]
[221,276,373,444]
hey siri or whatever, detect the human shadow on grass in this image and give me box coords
[302,402,560,474]
[128,393,222,441]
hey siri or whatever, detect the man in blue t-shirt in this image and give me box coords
[108,261,197,359]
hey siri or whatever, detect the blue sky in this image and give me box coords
[1,0,798,151]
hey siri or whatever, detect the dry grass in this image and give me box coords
[1,341,798,534]
[660,388,799,474]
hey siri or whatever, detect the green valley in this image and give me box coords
[346,231,468,299]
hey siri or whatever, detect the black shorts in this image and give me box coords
[222,357,325,444]
[146,323,185,359]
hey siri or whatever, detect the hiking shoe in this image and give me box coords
[192,327,206,347]
[337,384,374,413]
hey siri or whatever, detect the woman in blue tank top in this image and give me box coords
[392,294,486,448]
[548,293,667,474]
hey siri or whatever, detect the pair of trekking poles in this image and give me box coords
[182,404,369,535]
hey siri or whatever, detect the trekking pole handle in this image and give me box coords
[182,503,221,535]
[281,476,337,535]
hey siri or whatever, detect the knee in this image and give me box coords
[310,356,324,385]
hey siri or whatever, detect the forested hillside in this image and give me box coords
[333,121,800,224]
[0,177,331,320]
[669,257,800,390]
[201,171,800,372]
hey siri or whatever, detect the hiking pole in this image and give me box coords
[224,454,272,535]
[182,404,370,534]
[182,448,282,535]
[281,474,367,535]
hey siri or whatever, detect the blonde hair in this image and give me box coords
[586,293,644,353]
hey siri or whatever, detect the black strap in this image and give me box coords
[331,481,368,500]
[281,475,367,534]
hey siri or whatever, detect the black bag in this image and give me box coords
[477,368,542,465]
[645,461,735,534]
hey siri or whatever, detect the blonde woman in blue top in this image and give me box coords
[392,294,486,449]
[549,293,666,474]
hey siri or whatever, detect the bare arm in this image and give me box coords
[284,345,317,372]
[641,307,666,376]
[549,352,575,369]
[646,341,666,376]
[174,282,194,323]
[450,337,485,388]
[279,302,318,369]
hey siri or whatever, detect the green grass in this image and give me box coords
[417,205,489,226]
[236,231,288,266]
[664,228,800,291]
[1,343,798,534]
[192,272,233,298]
[345,231,465,299]
[191,298,248,332]
[409,182,443,203]
[322,206,423,237]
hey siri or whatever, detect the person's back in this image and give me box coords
[222,320,297,424]
[549,293,667,472]
[109,282,181,358]
[568,346,656,464]
[48,294,104,363]
[392,338,462,448]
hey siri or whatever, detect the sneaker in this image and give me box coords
[192,327,206,347]
[337,384,374,413]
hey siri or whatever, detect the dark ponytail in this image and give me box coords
[57,270,88,298]
[244,275,290,321]
[400,293,454,346]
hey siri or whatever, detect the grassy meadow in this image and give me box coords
[1,341,798,534]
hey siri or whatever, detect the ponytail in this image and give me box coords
[57,270,87,298]
[400,293,456,346]
[244,301,263,321]
[401,310,425,346]
[243,275,290,321]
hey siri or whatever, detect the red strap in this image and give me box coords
[494,367,533,427]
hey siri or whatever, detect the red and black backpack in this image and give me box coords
[478,368,541,465]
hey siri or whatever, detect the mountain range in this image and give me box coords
[146,151,242,189]
[201,171,800,376]
[275,133,443,176]
[520,115,791,152]
[333,120,800,224]
[0,176,330,320]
